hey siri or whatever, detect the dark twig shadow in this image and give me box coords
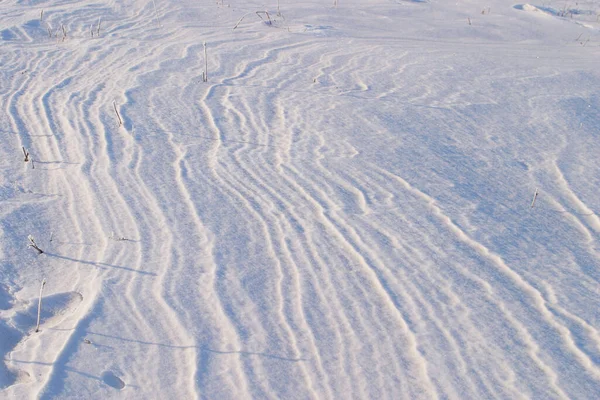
[201,347,307,362]
[87,331,307,362]
[44,252,156,276]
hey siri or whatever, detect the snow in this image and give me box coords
[1,0,600,398]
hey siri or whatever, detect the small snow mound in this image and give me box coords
[515,4,540,12]
[0,321,26,389]
[0,367,30,389]
[12,291,83,332]
[101,371,125,389]
[302,25,335,36]
[10,369,30,386]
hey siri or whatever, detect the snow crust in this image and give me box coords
[1,0,600,398]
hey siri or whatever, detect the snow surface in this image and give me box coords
[1,0,600,398]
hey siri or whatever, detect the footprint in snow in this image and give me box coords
[102,371,125,389]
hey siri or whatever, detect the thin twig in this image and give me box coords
[531,188,539,209]
[203,41,208,82]
[28,235,44,254]
[113,101,123,127]
[256,11,272,25]
[233,13,251,30]
[35,279,47,333]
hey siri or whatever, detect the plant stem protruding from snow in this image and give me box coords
[28,235,44,254]
[22,146,30,162]
[531,188,539,209]
[113,100,123,127]
[35,279,46,333]
[203,41,208,82]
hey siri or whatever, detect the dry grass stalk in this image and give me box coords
[35,279,47,333]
